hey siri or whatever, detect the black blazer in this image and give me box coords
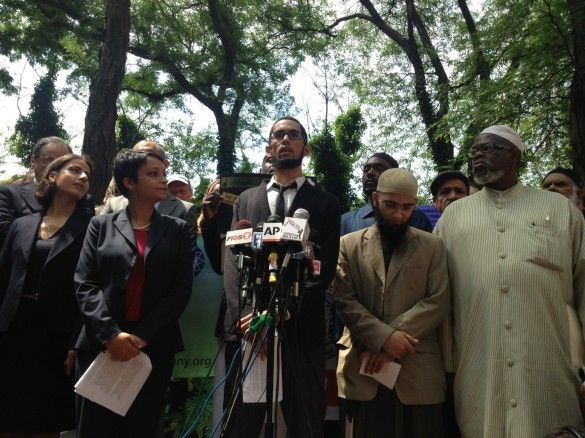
[0,181,43,249]
[74,209,195,354]
[0,205,93,344]
[222,180,340,346]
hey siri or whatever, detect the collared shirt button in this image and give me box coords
[496,204,503,209]
[510,399,517,407]
[499,253,507,259]
[506,358,514,367]
[501,285,509,294]
[505,321,512,330]
[497,226,505,233]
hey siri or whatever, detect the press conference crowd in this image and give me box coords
[0,118,585,438]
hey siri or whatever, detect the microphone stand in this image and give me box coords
[263,248,298,438]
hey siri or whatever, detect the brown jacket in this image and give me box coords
[333,225,450,404]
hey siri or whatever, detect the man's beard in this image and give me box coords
[474,168,505,186]
[272,156,303,170]
[374,206,409,245]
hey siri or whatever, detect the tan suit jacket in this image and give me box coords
[333,225,450,405]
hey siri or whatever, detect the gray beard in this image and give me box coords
[474,169,505,186]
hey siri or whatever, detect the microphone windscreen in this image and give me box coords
[235,219,252,230]
[267,214,281,223]
[292,208,309,220]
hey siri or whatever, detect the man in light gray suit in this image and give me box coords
[100,140,198,231]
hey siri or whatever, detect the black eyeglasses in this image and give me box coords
[271,130,303,141]
[470,142,514,156]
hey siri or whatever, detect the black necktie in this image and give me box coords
[274,181,297,219]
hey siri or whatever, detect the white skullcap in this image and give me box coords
[480,125,524,153]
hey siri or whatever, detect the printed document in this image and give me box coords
[359,359,401,389]
[242,336,283,403]
[75,351,152,416]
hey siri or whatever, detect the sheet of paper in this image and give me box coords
[242,336,283,403]
[359,358,401,389]
[75,351,152,416]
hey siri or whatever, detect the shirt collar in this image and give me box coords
[359,202,375,219]
[266,175,309,191]
[483,182,524,202]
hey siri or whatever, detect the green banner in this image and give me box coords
[173,235,224,378]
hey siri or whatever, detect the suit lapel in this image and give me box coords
[364,225,386,286]
[385,227,418,285]
[288,180,314,217]
[254,181,271,223]
[44,208,88,267]
[19,181,42,212]
[19,213,42,268]
[158,193,178,216]
[145,210,168,261]
[113,209,137,249]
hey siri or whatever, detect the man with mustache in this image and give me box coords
[221,116,340,437]
[430,170,470,214]
[542,167,584,214]
[334,168,449,437]
[436,125,585,436]
[341,153,433,235]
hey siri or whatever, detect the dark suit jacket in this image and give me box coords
[0,181,43,249]
[222,180,341,346]
[0,205,93,345]
[74,210,195,354]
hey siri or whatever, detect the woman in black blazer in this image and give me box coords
[74,149,195,437]
[0,154,93,436]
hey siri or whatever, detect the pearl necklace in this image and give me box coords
[132,222,151,230]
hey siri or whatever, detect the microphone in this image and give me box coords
[262,215,282,285]
[225,219,254,306]
[281,208,310,253]
[225,219,253,254]
[283,209,311,299]
[262,215,283,244]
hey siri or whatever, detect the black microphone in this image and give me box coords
[263,215,282,285]
[226,219,254,306]
[290,209,310,299]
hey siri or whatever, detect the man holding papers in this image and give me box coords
[333,168,450,438]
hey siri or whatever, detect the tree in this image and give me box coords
[81,0,130,202]
[312,106,366,212]
[568,0,585,180]
[8,69,68,165]
[1,0,332,178]
[317,0,576,181]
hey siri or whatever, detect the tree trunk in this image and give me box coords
[569,0,585,180]
[82,0,130,204]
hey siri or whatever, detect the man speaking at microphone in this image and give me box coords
[222,116,341,437]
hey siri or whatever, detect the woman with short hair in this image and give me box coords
[75,149,195,437]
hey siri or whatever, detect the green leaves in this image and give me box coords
[8,71,68,165]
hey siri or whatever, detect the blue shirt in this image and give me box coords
[418,204,441,229]
[340,202,433,236]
